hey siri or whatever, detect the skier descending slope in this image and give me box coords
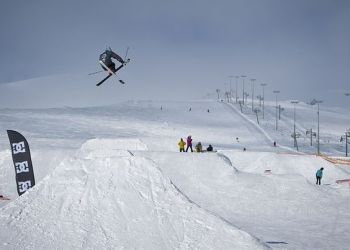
[97,47,130,86]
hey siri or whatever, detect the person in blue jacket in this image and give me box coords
[316,167,324,185]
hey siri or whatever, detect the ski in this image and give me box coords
[97,59,129,86]
[96,58,130,86]
[0,195,10,201]
[96,74,124,86]
[96,74,112,86]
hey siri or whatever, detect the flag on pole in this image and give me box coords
[7,130,35,196]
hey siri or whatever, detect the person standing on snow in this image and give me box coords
[99,48,125,73]
[316,167,324,185]
[186,135,193,152]
[178,138,186,152]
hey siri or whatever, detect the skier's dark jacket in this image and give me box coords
[99,49,124,67]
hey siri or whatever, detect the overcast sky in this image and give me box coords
[1,0,350,107]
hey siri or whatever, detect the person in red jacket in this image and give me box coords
[186,135,193,152]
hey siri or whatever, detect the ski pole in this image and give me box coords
[88,70,104,75]
[124,46,129,61]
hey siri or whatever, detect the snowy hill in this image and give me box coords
[0,139,266,249]
[1,98,350,249]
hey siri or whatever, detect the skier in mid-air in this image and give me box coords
[96,47,130,86]
[99,48,125,73]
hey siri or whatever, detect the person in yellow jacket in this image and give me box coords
[178,138,186,152]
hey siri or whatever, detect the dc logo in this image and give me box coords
[18,181,32,193]
[12,142,26,154]
[15,161,29,173]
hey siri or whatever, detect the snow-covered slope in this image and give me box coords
[0,99,349,249]
[227,100,350,156]
[136,150,350,250]
[0,139,266,249]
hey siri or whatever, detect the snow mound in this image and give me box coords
[0,149,267,249]
[222,151,348,184]
[134,150,350,249]
[79,138,148,158]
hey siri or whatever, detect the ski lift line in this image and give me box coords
[224,102,306,155]
[223,102,274,145]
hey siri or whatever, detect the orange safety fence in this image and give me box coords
[321,155,350,165]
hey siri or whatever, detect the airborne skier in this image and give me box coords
[96,47,130,86]
[99,48,125,73]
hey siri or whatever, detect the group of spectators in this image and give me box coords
[178,135,213,153]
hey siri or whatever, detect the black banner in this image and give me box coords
[7,130,35,196]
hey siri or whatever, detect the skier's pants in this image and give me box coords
[316,177,321,185]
